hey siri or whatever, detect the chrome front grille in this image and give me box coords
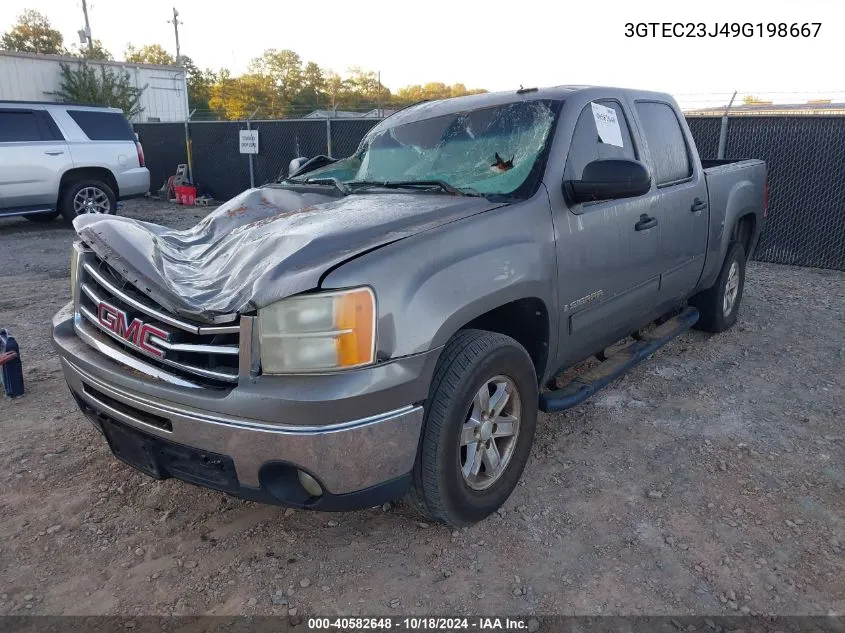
[73,246,246,387]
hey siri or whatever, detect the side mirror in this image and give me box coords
[288,157,310,177]
[565,158,651,203]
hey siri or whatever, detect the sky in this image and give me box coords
[1,0,843,108]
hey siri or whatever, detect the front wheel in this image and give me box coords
[407,329,538,526]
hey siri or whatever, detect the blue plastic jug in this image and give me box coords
[0,329,24,398]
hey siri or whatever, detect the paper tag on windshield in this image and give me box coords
[591,102,624,147]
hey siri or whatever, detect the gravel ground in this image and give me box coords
[1,199,844,617]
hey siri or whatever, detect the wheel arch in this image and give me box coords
[58,167,120,206]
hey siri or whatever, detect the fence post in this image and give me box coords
[246,109,259,189]
[246,119,255,189]
[717,90,737,159]
[326,117,333,158]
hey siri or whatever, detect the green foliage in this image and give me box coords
[1,9,64,54]
[124,43,176,65]
[51,62,146,119]
[71,39,113,61]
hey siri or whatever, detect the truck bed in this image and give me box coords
[701,157,767,260]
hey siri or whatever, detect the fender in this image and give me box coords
[697,163,766,291]
[321,196,558,371]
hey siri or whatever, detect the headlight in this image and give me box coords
[258,287,376,374]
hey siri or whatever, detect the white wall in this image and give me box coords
[0,51,188,122]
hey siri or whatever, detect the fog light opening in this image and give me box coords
[297,470,323,497]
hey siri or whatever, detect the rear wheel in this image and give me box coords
[691,241,746,333]
[59,180,116,222]
[408,329,538,526]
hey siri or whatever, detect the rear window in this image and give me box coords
[67,110,135,141]
[634,101,692,185]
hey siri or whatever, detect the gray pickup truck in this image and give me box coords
[51,86,767,525]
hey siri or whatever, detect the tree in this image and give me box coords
[1,9,64,54]
[71,39,113,61]
[295,61,328,108]
[249,49,304,103]
[180,56,217,115]
[208,70,284,120]
[124,43,176,65]
[395,82,487,103]
[51,62,145,119]
[742,95,772,106]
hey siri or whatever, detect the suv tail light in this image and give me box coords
[136,141,146,168]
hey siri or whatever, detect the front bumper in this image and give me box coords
[52,304,438,510]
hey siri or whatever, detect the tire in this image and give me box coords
[24,212,59,222]
[408,329,539,526]
[691,241,746,333]
[59,180,116,222]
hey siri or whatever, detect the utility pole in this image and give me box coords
[81,0,93,52]
[168,7,191,183]
[377,71,381,117]
[168,7,182,65]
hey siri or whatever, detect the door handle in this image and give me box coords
[44,150,64,156]
[635,214,658,231]
[691,198,708,212]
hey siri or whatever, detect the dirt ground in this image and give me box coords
[1,199,844,618]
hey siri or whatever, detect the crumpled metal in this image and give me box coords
[74,186,503,321]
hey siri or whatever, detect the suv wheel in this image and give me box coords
[60,180,116,221]
[691,241,746,333]
[407,329,538,526]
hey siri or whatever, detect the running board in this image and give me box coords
[539,306,699,412]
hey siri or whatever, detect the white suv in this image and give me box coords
[0,101,150,222]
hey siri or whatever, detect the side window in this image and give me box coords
[564,100,636,181]
[0,111,43,142]
[67,110,135,141]
[635,101,692,185]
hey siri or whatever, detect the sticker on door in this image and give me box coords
[591,103,624,147]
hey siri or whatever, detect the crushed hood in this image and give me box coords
[74,187,504,321]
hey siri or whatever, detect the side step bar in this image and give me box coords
[539,306,699,412]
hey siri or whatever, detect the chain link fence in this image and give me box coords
[136,115,845,271]
[687,115,845,271]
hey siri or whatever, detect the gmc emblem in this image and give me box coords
[97,301,170,359]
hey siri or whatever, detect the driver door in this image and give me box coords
[551,99,662,367]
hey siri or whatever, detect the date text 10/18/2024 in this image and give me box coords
[307,617,536,631]
[624,22,822,38]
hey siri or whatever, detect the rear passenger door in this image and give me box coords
[633,101,709,302]
[0,109,71,210]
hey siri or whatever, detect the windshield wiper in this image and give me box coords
[347,180,481,196]
[284,177,349,195]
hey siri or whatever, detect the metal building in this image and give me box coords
[0,51,188,122]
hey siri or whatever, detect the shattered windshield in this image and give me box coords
[293,100,559,197]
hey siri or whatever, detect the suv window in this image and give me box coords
[67,110,135,141]
[635,101,692,185]
[564,100,636,181]
[0,110,45,142]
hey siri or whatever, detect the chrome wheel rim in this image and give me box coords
[73,187,110,214]
[723,261,740,316]
[459,375,521,491]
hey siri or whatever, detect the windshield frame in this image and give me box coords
[287,99,564,202]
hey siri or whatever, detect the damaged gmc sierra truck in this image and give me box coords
[52,86,767,526]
